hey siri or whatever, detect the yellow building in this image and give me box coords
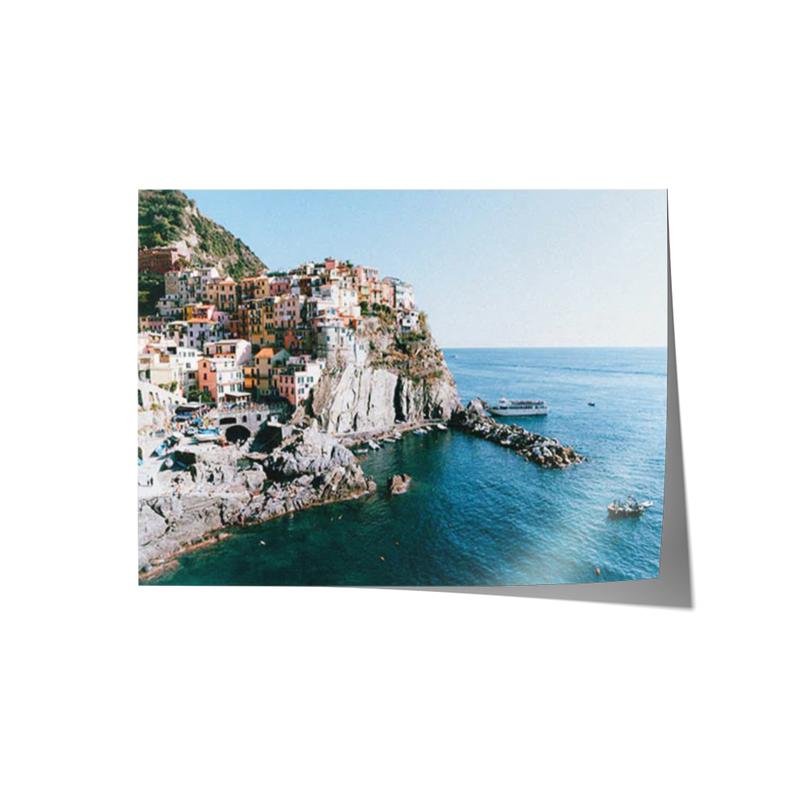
[204,276,239,312]
[254,347,276,398]
[240,274,271,302]
[240,297,277,347]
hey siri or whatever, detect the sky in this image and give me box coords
[183,190,667,348]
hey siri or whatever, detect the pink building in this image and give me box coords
[269,276,291,296]
[275,294,305,328]
[380,279,396,307]
[354,266,379,286]
[198,355,245,403]
[275,357,324,406]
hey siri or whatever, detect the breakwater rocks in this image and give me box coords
[451,401,586,469]
[138,424,375,576]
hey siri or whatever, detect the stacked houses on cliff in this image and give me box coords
[138,253,418,408]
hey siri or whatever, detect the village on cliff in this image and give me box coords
[138,249,420,414]
[137,246,585,576]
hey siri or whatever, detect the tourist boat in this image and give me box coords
[194,428,221,442]
[487,398,548,417]
[607,496,654,519]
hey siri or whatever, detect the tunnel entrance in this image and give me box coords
[225,425,251,444]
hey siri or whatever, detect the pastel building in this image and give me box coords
[205,276,239,312]
[316,318,367,365]
[198,354,246,403]
[380,279,396,307]
[240,274,272,301]
[155,294,182,320]
[398,309,420,332]
[268,275,291,296]
[354,265,380,286]
[239,297,277,347]
[203,339,252,366]
[275,356,325,406]
[185,317,221,350]
[275,294,305,328]
[383,277,415,309]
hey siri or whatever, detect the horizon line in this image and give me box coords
[439,344,668,349]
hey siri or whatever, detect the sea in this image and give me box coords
[148,347,667,586]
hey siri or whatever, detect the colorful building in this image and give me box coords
[380,279,396,307]
[138,247,186,275]
[240,274,272,302]
[275,356,325,406]
[185,318,221,350]
[203,339,252,366]
[205,276,239,312]
[197,354,246,403]
[268,275,291,296]
[275,294,305,328]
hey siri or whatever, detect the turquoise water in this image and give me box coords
[148,348,667,586]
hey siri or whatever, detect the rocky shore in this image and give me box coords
[451,400,586,469]
[138,423,375,578]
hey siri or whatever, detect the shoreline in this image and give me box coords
[139,485,375,583]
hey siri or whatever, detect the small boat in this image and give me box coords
[588,402,596,407]
[488,398,548,417]
[194,428,221,442]
[607,496,654,519]
[436,423,448,431]
[368,440,381,451]
[412,429,426,435]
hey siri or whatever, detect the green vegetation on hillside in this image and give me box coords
[138,190,267,280]
[138,272,165,317]
[138,190,188,248]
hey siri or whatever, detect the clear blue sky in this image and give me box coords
[183,190,667,348]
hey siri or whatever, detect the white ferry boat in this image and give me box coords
[487,398,548,417]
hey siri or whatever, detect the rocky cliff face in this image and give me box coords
[311,364,399,434]
[310,316,462,435]
[311,362,461,434]
[138,425,375,575]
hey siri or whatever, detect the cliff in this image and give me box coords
[310,314,462,434]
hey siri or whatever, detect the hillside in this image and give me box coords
[138,190,267,282]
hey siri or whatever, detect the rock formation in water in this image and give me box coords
[452,400,586,469]
[387,474,412,495]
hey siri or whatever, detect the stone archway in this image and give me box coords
[225,425,251,444]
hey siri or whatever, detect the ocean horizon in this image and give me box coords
[149,346,667,586]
